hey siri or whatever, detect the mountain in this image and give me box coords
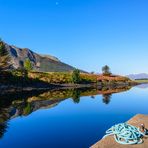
[127,73,148,80]
[4,42,77,72]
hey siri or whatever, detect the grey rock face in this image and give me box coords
[5,43,75,72]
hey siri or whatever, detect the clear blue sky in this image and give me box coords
[0,0,148,75]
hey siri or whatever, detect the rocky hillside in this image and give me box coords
[5,42,76,72]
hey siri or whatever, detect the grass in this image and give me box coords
[28,71,131,84]
[134,79,148,83]
[0,70,133,85]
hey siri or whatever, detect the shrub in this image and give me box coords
[71,69,81,84]
[24,59,33,71]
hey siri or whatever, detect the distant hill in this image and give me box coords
[4,42,79,72]
[127,73,148,80]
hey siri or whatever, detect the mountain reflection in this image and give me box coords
[0,85,131,138]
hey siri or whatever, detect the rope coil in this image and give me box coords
[103,123,147,145]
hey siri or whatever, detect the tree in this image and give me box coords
[71,69,81,84]
[24,59,32,71]
[102,65,111,76]
[0,40,11,71]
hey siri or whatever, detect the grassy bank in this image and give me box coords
[134,79,148,84]
[28,71,133,85]
[0,70,135,90]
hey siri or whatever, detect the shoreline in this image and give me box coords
[0,82,137,95]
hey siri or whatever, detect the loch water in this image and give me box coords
[0,84,148,148]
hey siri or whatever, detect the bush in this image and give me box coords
[71,69,81,84]
[24,59,33,71]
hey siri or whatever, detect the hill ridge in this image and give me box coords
[4,42,77,72]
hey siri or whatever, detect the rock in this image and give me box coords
[4,42,76,72]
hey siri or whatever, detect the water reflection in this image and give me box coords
[102,94,112,104]
[0,122,8,139]
[136,83,148,89]
[72,89,81,103]
[0,85,131,139]
[0,109,9,139]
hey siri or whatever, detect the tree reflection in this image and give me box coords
[72,89,80,103]
[0,109,9,139]
[0,122,8,139]
[91,96,95,99]
[0,85,131,138]
[23,103,32,116]
[102,93,112,105]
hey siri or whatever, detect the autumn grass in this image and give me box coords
[28,71,131,84]
[1,70,133,85]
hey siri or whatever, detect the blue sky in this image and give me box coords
[0,0,148,75]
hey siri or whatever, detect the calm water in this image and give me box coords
[0,85,148,148]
